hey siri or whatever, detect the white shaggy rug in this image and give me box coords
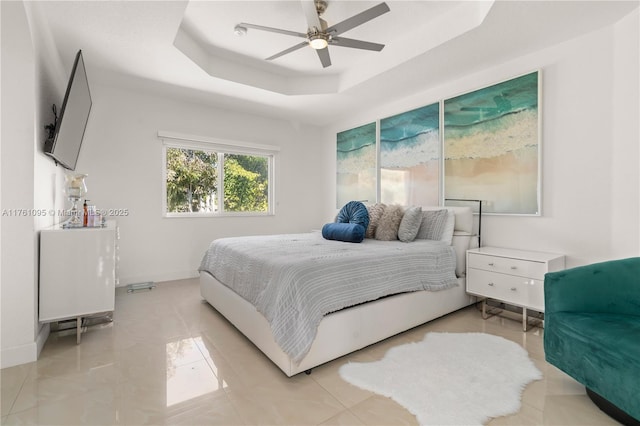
[339,332,542,425]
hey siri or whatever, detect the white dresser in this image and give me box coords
[39,221,117,342]
[466,246,565,330]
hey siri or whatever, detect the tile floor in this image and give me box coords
[1,278,620,425]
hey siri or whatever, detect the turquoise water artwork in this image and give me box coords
[444,72,540,214]
[337,122,377,208]
[380,103,440,206]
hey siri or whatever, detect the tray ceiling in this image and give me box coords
[32,1,639,125]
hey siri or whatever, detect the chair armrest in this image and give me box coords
[544,257,640,315]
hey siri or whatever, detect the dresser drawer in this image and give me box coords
[467,268,544,309]
[467,253,548,280]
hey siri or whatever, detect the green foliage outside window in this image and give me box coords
[165,147,269,214]
[224,154,268,212]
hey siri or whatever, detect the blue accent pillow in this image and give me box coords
[336,201,370,231]
[322,223,366,243]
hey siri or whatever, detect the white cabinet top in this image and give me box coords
[42,220,116,233]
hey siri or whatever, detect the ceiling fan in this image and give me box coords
[234,0,390,68]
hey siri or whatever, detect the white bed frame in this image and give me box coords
[201,272,473,376]
[199,206,476,377]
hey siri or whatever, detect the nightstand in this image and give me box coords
[466,246,565,331]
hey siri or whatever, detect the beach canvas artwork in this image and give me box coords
[380,103,440,206]
[444,72,540,214]
[336,122,377,208]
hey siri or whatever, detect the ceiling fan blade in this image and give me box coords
[316,47,331,68]
[300,0,322,31]
[330,36,385,52]
[266,41,309,61]
[239,23,307,39]
[326,2,390,35]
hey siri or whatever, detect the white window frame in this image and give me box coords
[159,131,278,218]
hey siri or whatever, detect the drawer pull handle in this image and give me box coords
[488,282,494,286]
[510,266,517,270]
[488,262,495,266]
[510,287,517,291]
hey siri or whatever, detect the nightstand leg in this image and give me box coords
[522,308,528,332]
[481,298,500,320]
[76,316,82,344]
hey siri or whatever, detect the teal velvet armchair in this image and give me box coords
[544,257,640,424]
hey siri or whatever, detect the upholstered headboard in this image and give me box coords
[422,205,473,234]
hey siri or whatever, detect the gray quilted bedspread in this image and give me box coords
[198,232,458,363]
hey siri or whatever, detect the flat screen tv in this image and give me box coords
[44,50,92,171]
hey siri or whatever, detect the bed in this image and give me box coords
[199,205,476,376]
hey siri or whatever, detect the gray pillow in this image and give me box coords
[375,205,405,241]
[440,210,456,245]
[416,209,449,240]
[398,206,423,242]
[365,203,386,239]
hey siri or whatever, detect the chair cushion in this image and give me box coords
[545,312,640,421]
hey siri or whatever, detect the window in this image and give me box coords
[160,133,277,217]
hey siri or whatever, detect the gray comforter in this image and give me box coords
[198,232,458,363]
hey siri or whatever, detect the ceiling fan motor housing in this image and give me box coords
[315,0,328,16]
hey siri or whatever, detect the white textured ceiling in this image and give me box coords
[33,0,639,125]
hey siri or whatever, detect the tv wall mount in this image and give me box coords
[44,104,58,141]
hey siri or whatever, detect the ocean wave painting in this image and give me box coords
[444,72,540,214]
[337,122,377,208]
[380,103,440,206]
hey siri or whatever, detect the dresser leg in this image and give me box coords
[522,308,528,332]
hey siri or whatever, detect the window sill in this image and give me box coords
[163,212,274,219]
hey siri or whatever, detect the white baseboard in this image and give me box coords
[1,342,36,369]
[116,270,199,287]
[1,324,50,369]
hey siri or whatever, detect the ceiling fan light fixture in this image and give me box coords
[308,33,328,50]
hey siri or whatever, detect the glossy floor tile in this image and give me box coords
[1,278,621,425]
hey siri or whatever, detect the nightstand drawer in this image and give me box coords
[467,268,544,308]
[467,253,548,280]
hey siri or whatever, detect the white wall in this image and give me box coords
[1,1,99,368]
[322,11,640,268]
[77,84,327,285]
[1,1,39,368]
[26,0,75,364]
[611,9,640,259]
[28,1,69,230]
